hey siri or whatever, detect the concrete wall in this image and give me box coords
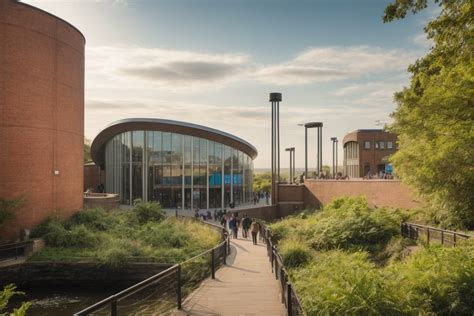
[304,179,421,209]
[237,205,277,222]
[0,262,170,287]
[83,194,120,211]
[0,1,85,241]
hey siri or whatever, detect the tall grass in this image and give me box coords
[29,206,220,269]
[270,196,474,315]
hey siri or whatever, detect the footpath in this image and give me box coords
[173,231,285,316]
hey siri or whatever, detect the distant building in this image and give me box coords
[90,118,257,209]
[343,129,397,178]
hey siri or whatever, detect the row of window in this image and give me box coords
[363,140,394,150]
[104,131,254,209]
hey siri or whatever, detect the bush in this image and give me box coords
[67,208,115,231]
[0,197,24,230]
[97,242,130,269]
[388,242,474,314]
[279,239,312,268]
[39,220,99,248]
[132,199,165,224]
[291,250,408,315]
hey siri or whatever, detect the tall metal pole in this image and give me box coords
[316,127,319,176]
[335,139,338,175]
[305,127,308,179]
[270,93,282,205]
[319,126,323,174]
[271,101,274,205]
[291,148,296,185]
[277,102,280,183]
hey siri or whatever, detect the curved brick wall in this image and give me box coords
[0,1,85,240]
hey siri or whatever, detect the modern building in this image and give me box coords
[91,118,257,209]
[0,1,85,240]
[343,129,397,178]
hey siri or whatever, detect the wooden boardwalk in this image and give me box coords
[173,232,285,316]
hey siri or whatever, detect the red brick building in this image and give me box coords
[0,1,85,241]
[343,129,397,178]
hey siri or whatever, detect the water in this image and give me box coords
[10,285,119,316]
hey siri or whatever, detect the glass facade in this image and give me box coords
[105,130,254,209]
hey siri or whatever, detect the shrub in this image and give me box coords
[279,239,312,268]
[97,242,130,269]
[388,242,474,314]
[291,250,408,315]
[132,199,165,225]
[0,197,24,230]
[38,220,99,248]
[30,217,61,238]
[67,208,115,231]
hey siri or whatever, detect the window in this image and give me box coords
[387,141,393,149]
[364,141,371,149]
[379,141,385,149]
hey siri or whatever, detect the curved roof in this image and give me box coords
[16,1,86,43]
[91,118,258,167]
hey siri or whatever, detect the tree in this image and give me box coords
[384,0,474,228]
[84,138,91,162]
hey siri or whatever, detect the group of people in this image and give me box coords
[222,213,261,245]
[252,191,270,205]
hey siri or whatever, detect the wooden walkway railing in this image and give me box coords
[401,222,471,247]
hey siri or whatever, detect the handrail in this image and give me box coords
[261,225,303,316]
[402,222,472,238]
[401,222,471,247]
[74,217,230,316]
[0,240,33,261]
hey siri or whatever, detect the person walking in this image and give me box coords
[229,215,237,239]
[250,219,260,245]
[242,214,252,238]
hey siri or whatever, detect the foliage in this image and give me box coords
[270,197,403,254]
[0,197,24,230]
[132,199,166,224]
[279,239,312,268]
[29,204,220,269]
[383,0,474,229]
[387,242,474,314]
[84,138,91,162]
[252,172,272,193]
[0,284,30,316]
[271,196,474,315]
[290,251,409,315]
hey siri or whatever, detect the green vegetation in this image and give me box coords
[253,172,272,193]
[29,202,220,269]
[84,138,91,162]
[383,0,474,229]
[0,197,24,234]
[270,197,474,315]
[0,284,30,316]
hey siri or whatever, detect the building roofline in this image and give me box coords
[16,1,86,43]
[91,118,258,167]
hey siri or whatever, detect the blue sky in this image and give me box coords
[23,0,436,169]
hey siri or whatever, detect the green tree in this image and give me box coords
[0,284,30,316]
[383,0,474,229]
[84,138,91,162]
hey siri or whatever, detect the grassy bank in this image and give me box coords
[29,200,221,269]
[270,197,474,315]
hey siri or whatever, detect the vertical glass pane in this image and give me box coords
[131,131,144,201]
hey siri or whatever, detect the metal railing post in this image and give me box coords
[454,233,457,247]
[441,231,444,245]
[177,265,182,310]
[287,283,292,316]
[111,300,117,316]
[426,228,430,245]
[211,248,215,279]
[223,242,227,265]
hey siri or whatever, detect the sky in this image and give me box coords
[23,0,436,169]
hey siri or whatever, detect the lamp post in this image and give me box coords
[331,137,338,178]
[270,92,282,205]
[299,122,323,178]
[285,147,295,184]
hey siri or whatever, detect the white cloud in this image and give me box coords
[412,33,434,48]
[86,45,419,91]
[255,46,417,85]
